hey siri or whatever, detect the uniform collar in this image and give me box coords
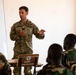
[19,19,29,24]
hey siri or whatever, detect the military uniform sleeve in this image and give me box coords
[62,53,71,68]
[10,24,20,41]
[33,24,45,39]
[71,50,76,59]
[67,69,75,75]
[0,53,11,75]
[62,54,66,67]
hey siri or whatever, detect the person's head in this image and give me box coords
[19,6,29,20]
[46,43,63,65]
[63,33,76,50]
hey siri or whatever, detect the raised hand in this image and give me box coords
[38,29,45,35]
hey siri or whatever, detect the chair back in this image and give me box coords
[17,54,39,67]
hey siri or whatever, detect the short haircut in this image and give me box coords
[46,43,62,65]
[64,33,76,50]
[19,6,29,12]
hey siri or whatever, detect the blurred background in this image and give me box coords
[0,0,76,68]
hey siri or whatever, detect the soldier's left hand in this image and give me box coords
[38,29,45,35]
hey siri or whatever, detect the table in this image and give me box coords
[8,59,43,67]
[8,59,43,75]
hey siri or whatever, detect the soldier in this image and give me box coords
[10,6,45,75]
[37,43,75,75]
[62,34,76,71]
[0,52,11,75]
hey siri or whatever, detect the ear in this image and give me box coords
[26,12,28,15]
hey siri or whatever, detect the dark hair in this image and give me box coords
[63,33,76,50]
[46,43,62,65]
[19,6,29,12]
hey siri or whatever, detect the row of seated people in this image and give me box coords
[37,33,76,75]
[0,33,76,75]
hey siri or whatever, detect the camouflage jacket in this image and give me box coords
[62,48,76,69]
[10,19,45,58]
[0,53,11,75]
[37,64,75,75]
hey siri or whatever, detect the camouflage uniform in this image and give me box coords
[0,53,11,75]
[10,19,45,75]
[62,48,76,68]
[37,64,75,75]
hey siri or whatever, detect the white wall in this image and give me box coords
[0,0,7,58]
[3,0,76,67]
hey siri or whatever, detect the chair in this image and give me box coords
[17,54,39,75]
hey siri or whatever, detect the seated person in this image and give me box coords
[0,52,11,75]
[62,33,76,71]
[37,43,75,75]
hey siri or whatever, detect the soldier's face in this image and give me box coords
[19,9,28,20]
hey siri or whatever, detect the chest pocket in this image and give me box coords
[24,27,32,36]
[15,26,21,34]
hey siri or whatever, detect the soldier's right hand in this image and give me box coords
[19,28,26,36]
